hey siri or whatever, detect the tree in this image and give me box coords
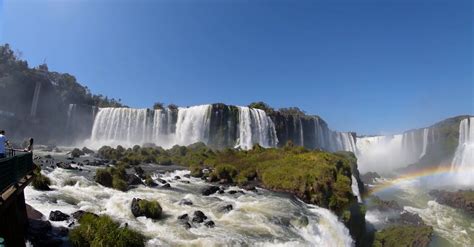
[153,102,164,110]
[248,101,274,114]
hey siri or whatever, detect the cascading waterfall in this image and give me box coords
[419,128,429,158]
[236,106,278,150]
[89,105,279,150]
[450,117,474,186]
[90,108,149,145]
[175,105,212,146]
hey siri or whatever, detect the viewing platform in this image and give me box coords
[0,150,36,247]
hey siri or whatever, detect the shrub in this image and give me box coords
[112,176,128,191]
[69,214,145,247]
[211,164,238,182]
[32,169,51,191]
[131,198,162,219]
[95,169,113,187]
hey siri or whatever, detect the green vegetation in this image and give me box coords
[69,214,145,247]
[373,225,433,247]
[97,143,358,215]
[152,102,165,110]
[94,166,128,191]
[133,199,162,219]
[248,101,274,114]
[32,168,51,191]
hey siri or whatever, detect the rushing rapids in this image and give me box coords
[25,158,353,246]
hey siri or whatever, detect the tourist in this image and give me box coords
[0,130,10,158]
[25,138,34,152]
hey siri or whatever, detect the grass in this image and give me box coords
[373,225,433,247]
[137,199,162,219]
[69,214,145,247]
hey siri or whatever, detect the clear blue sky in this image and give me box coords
[0,0,472,135]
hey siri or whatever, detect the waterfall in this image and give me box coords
[89,105,278,150]
[351,175,362,203]
[175,105,212,146]
[450,117,474,186]
[90,108,149,145]
[419,128,429,159]
[236,106,278,149]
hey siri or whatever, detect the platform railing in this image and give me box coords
[0,150,34,195]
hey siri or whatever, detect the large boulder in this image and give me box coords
[192,210,207,223]
[201,186,220,196]
[131,198,162,219]
[49,210,70,221]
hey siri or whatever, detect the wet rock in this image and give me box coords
[126,174,144,186]
[192,210,208,223]
[82,147,95,154]
[179,199,193,206]
[429,190,474,216]
[369,196,402,212]
[48,210,70,221]
[181,180,190,184]
[26,204,44,220]
[134,166,145,179]
[183,174,191,178]
[71,210,98,220]
[202,186,220,196]
[70,148,84,158]
[174,176,181,180]
[204,220,215,228]
[220,204,233,213]
[157,178,167,184]
[360,172,381,185]
[178,214,189,221]
[131,198,162,219]
[44,154,52,159]
[392,211,425,226]
[178,214,191,229]
[242,185,257,192]
[56,162,73,170]
[228,190,245,195]
[162,183,171,188]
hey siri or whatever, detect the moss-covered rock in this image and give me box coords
[373,225,433,247]
[94,167,129,191]
[69,214,145,247]
[32,168,51,191]
[131,198,162,219]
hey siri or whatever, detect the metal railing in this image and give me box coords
[0,150,34,195]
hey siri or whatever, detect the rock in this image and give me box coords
[162,183,171,188]
[82,147,95,154]
[392,211,425,226]
[48,210,70,221]
[157,178,167,184]
[27,219,65,247]
[56,162,73,170]
[219,204,233,213]
[26,204,44,220]
[70,148,84,158]
[44,154,52,159]
[174,176,181,180]
[242,185,257,191]
[179,199,193,206]
[177,214,191,229]
[126,174,144,186]
[181,180,190,184]
[202,186,220,196]
[369,196,402,212]
[178,214,189,221]
[360,172,381,185]
[183,174,191,178]
[134,166,145,178]
[71,210,98,220]
[429,190,474,216]
[192,210,208,223]
[131,198,162,219]
[204,220,215,228]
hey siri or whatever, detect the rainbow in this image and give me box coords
[367,165,472,195]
